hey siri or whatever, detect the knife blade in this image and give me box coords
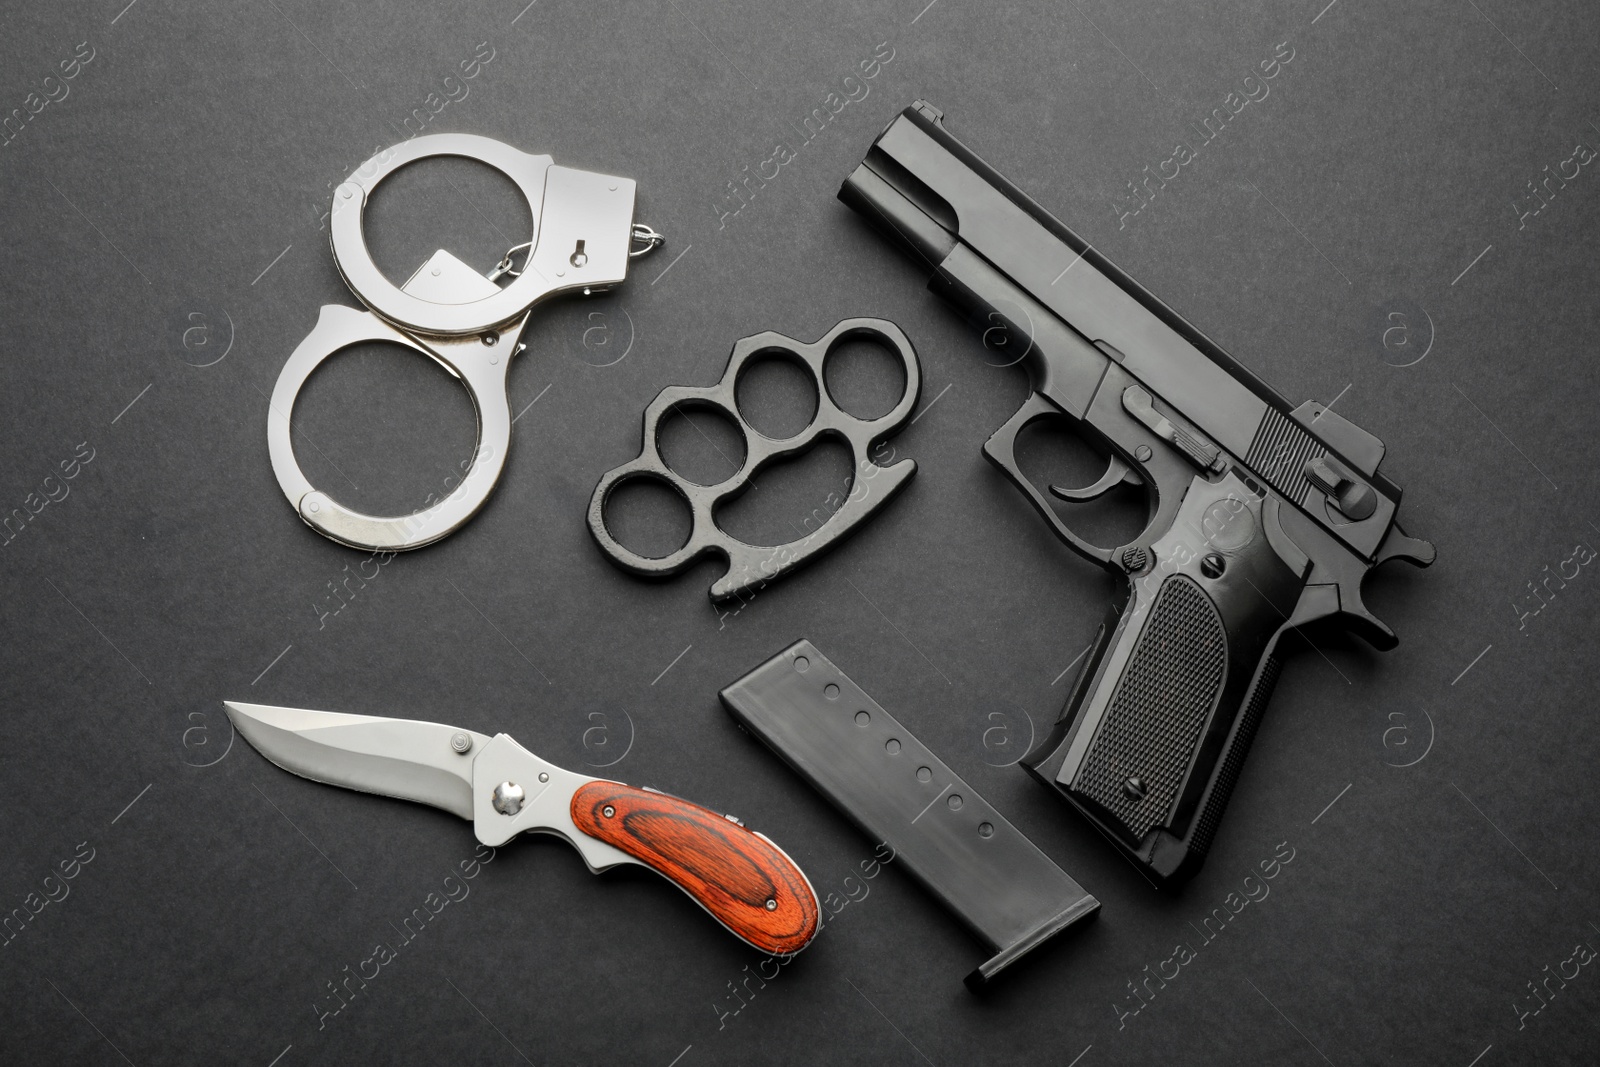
[224,701,819,955]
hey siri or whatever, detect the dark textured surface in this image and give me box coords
[2,2,1598,1065]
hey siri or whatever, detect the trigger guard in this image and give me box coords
[587,318,922,601]
[981,393,1118,569]
[267,304,513,552]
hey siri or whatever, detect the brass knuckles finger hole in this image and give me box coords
[730,344,823,445]
[588,319,922,597]
[815,320,922,431]
[651,399,749,488]
[593,469,700,568]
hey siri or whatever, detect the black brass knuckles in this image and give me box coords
[587,318,921,602]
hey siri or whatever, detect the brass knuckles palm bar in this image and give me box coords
[266,133,661,552]
[587,318,921,602]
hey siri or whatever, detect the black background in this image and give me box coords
[3,1,1598,1064]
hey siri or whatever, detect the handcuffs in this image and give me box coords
[267,134,663,551]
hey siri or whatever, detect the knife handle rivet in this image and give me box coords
[538,772,549,783]
[765,898,777,911]
[603,805,616,818]
[492,781,526,816]
[450,732,472,754]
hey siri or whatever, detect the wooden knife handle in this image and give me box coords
[570,781,819,955]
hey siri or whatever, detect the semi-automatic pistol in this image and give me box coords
[841,101,1435,885]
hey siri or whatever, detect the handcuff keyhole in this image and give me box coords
[570,239,587,268]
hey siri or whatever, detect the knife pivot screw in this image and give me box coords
[765,899,777,911]
[1122,776,1149,801]
[492,781,526,816]
[538,772,549,783]
[450,732,472,754]
[603,805,615,818]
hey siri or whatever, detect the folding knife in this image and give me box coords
[224,702,820,955]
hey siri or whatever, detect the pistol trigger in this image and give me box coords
[1049,455,1139,503]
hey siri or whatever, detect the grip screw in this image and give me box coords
[1200,553,1226,578]
[765,899,777,911]
[1123,776,1148,801]
[603,805,615,818]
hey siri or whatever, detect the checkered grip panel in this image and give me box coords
[1073,576,1227,838]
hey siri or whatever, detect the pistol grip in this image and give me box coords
[1024,471,1311,885]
